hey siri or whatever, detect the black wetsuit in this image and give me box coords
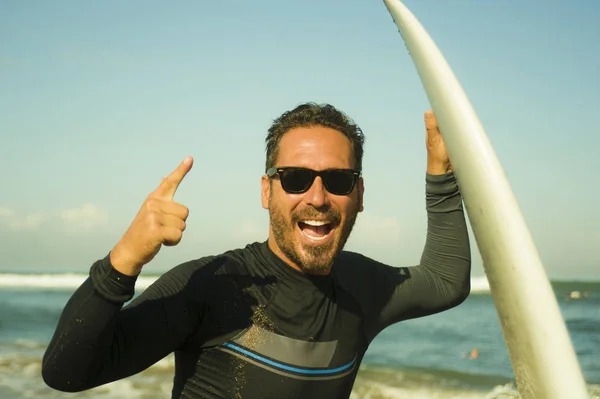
[41,173,471,399]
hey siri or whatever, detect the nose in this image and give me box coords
[304,176,329,209]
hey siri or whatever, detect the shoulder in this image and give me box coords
[145,244,261,297]
[175,242,261,274]
[333,250,406,279]
[332,250,411,305]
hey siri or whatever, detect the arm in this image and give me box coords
[380,171,471,323]
[41,254,213,392]
[41,157,200,391]
[335,171,471,342]
[382,110,471,321]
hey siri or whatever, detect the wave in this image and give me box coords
[0,273,493,292]
[1,348,598,399]
[0,273,157,290]
[353,364,600,399]
[470,276,490,293]
[0,349,175,399]
[1,272,598,295]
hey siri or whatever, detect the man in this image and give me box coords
[42,103,471,398]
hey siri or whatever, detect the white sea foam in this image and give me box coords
[0,273,157,290]
[1,350,599,399]
[470,276,491,293]
[351,380,488,398]
[351,375,600,399]
[0,273,494,293]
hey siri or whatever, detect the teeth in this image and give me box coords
[301,230,328,241]
[302,220,330,226]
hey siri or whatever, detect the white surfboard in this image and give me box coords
[381,1,588,398]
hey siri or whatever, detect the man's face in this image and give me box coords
[261,126,364,275]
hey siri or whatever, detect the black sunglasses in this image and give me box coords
[266,167,361,195]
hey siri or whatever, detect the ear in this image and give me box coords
[261,175,270,209]
[357,177,364,212]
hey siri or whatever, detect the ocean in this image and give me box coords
[1,273,599,399]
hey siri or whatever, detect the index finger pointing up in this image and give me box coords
[156,156,193,199]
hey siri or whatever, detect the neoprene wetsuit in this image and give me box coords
[41,173,471,398]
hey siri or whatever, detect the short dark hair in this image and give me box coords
[265,102,365,172]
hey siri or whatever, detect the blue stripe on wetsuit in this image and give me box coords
[222,342,356,375]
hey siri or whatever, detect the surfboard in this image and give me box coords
[380,1,588,398]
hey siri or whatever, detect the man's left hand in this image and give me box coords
[425,110,452,175]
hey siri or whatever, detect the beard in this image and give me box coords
[268,196,359,275]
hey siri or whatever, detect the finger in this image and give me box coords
[424,110,442,147]
[160,201,190,221]
[155,156,193,199]
[424,110,439,134]
[162,226,184,246]
[159,213,187,232]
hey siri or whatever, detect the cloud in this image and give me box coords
[61,204,109,231]
[344,211,406,262]
[0,207,15,218]
[0,206,48,230]
[0,204,108,232]
[9,212,48,230]
[350,212,403,244]
[232,220,267,242]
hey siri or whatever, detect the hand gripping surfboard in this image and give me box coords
[381,1,588,398]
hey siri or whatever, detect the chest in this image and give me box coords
[234,280,366,370]
[180,274,368,398]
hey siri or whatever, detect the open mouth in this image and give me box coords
[298,220,334,242]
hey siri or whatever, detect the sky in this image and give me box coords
[0,0,598,279]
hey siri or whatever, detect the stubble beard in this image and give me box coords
[269,198,359,275]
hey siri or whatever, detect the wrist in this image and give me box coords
[427,161,452,175]
[109,247,142,277]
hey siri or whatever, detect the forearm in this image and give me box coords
[415,172,471,306]
[41,256,175,392]
[41,256,142,391]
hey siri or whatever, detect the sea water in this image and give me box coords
[1,273,599,398]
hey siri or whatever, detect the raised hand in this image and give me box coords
[424,110,452,175]
[109,156,193,276]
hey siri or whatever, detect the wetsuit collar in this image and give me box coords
[258,241,334,292]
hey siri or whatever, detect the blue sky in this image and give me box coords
[1,0,598,279]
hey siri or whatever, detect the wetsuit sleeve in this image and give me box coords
[41,254,216,392]
[337,172,471,342]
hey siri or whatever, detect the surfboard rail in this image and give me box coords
[381,1,589,398]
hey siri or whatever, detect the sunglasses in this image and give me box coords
[266,167,361,195]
